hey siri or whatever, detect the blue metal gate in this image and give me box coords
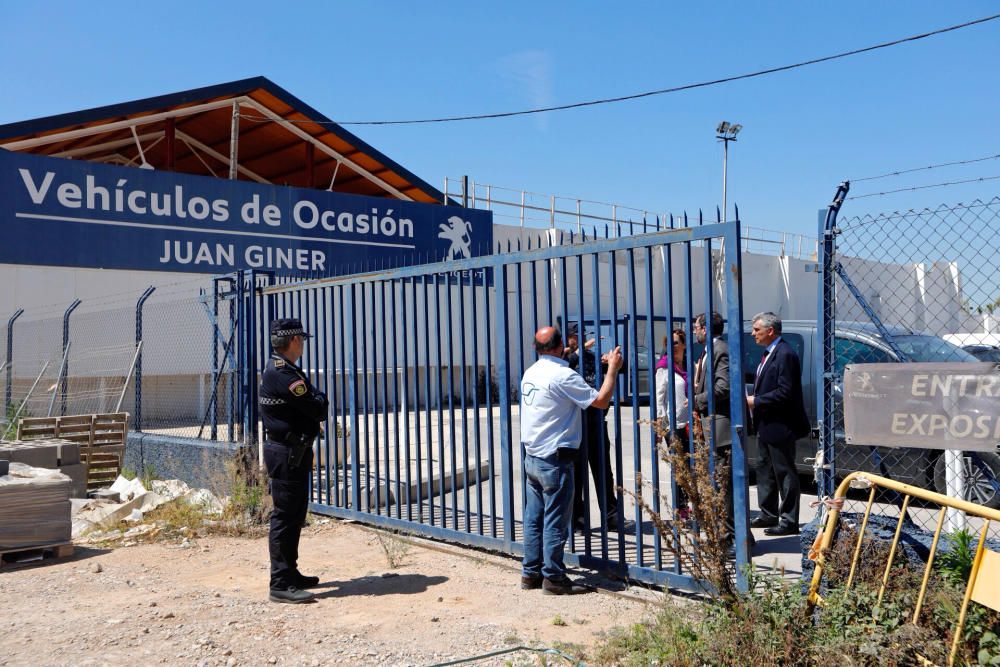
[257,216,748,592]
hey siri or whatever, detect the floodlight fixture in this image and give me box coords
[715,120,742,222]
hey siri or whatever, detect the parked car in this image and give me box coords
[961,344,1000,363]
[740,320,1000,508]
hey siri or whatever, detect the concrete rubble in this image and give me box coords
[71,475,224,539]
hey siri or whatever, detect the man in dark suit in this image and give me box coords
[746,312,810,536]
[693,312,735,540]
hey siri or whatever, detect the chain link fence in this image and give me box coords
[826,195,1000,542]
[1,277,242,444]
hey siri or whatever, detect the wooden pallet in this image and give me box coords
[0,542,74,568]
[17,413,129,491]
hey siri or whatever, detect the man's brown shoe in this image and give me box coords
[521,575,543,590]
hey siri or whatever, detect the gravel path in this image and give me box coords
[0,519,658,666]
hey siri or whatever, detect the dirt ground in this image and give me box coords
[0,518,661,666]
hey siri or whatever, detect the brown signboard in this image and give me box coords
[843,362,1000,452]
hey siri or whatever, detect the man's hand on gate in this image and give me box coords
[605,346,623,372]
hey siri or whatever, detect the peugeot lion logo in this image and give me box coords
[855,372,874,392]
[439,215,473,261]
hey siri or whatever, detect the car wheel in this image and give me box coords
[933,451,1000,510]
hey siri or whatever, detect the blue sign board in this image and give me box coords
[0,150,492,274]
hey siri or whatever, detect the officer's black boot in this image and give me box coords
[293,573,320,589]
[269,586,316,604]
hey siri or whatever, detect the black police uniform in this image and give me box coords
[259,319,329,593]
[565,344,624,529]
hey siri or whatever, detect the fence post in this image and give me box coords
[244,269,260,450]
[5,308,24,414]
[60,299,81,416]
[235,271,246,443]
[134,286,156,430]
[817,182,850,499]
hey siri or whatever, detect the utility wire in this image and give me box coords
[846,174,1000,200]
[236,13,1000,126]
[851,152,1000,182]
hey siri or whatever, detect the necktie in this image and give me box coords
[756,351,768,379]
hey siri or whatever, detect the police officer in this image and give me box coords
[260,318,329,604]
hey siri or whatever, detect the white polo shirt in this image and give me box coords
[519,355,599,458]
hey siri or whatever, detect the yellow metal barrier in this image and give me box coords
[806,471,1000,667]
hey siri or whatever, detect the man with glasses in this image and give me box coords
[260,318,329,603]
[692,312,737,544]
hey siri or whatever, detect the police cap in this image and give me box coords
[270,318,312,339]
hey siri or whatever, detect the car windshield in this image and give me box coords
[893,335,978,362]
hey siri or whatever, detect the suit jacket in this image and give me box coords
[751,338,810,444]
[694,337,732,448]
[694,337,731,418]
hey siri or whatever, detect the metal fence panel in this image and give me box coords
[822,192,1000,541]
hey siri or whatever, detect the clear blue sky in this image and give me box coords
[3,1,998,237]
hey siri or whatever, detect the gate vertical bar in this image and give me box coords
[408,277,422,522]
[400,279,413,521]
[644,245,662,569]
[724,211,750,590]
[422,276,434,523]
[321,286,332,506]
[346,284,362,512]
[379,281,391,516]
[359,284,371,510]
[469,270,483,533]
[515,247,527,524]
[433,274,445,526]
[445,276,457,529]
[389,281,402,519]
[626,250,644,564]
[483,268,497,537]
[368,282,382,513]
[661,221,682,573]
[495,262,514,548]
[608,248,626,564]
[458,271,470,532]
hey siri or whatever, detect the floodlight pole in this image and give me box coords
[723,136,728,222]
[717,132,737,222]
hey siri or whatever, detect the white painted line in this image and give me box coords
[14,212,417,249]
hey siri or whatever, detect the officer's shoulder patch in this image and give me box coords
[288,379,307,396]
[274,359,286,368]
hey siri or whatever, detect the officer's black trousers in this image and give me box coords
[264,441,313,590]
[573,408,620,526]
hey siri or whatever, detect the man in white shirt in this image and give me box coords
[520,326,623,595]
